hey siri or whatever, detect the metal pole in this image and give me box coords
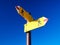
[26,31,31,45]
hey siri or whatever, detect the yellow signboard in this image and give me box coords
[15,6,34,22]
[24,17,48,32]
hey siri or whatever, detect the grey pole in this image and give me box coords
[26,31,31,45]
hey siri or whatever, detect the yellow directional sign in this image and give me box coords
[24,17,48,32]
[15,6,34,22]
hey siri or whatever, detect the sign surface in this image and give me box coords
[16,6,34,22]
[24,17,48,32]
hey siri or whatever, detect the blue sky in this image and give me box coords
[0,0,60,45]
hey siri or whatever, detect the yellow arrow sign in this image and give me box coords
[15,6,34,22]
[24,17,48,32]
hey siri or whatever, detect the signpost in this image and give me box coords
[15,6,48,45]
